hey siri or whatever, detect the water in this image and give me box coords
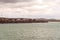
[0,22,60,40]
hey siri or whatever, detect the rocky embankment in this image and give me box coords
[0,17,60,23]
[0,18,48,23]
[48,19,60,22]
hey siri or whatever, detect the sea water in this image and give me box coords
[0,22,60,40]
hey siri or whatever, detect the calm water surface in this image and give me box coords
[0,22,60,40]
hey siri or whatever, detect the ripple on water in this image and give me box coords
[0,22,60,40]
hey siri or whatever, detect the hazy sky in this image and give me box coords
[0,0,60,19]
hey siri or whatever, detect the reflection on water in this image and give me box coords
[0,22,60,40]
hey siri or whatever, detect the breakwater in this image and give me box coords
[0,17,60,23]
[0,18,48,23]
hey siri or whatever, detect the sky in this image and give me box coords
[0,0,60,19]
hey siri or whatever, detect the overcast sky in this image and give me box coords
[0,0,60,19]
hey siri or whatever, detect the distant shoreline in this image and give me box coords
[0,17,60,23]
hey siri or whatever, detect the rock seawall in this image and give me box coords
[0,18,48,23]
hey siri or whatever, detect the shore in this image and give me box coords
[0,17,60,23]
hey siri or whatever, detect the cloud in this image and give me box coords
[0,0,60,19]
[0,0,33,3]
